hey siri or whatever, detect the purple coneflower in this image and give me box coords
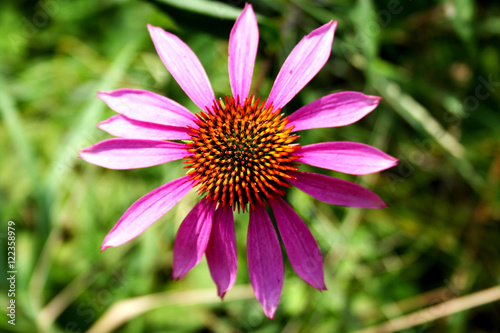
[80,4,397,318]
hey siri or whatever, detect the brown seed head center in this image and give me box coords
[183,95,300,212]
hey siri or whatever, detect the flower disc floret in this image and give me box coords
[184,95,300,211]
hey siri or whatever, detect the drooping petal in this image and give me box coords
[266,20,337,110]
[288,171,387,209]
[206,207,237,298]
[173,198,215,280]
[98,115,191,141]
[269,196,326,290]
[101,175,193,250]
[147,24,215,111]
[287,92,380,131]
[247,204,284,319]
[97,89,197,127]
[79,139,187,169]
[228,3,258,102]
[295,142,398,175]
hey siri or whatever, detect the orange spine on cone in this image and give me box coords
[183,95,300,212]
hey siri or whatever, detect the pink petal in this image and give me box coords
[288,171,387,209]
[101,175,193,250]
[98,115,191,141]
[147,24,215,111]
[287,92,381,131]
[205,207,237,298]
[266,20,337,110]
[79,138,187,169]
[173,198,215,280]
[247,204,284,319]
[228,3,258,102]
[295,142,398,175]
[97,89,197,127]
[269,196,326,290]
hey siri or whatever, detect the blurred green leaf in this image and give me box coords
[0,77,37,182]
[155,0,245,20]
[351,0,379,63]
[373,76,485,192]
[46,39,143,200]
[442,0,475,54]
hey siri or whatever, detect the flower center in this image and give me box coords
[184,95,300,212]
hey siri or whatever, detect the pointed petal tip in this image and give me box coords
[318,285,327,292]
[388,158,399,167]
[318,19,337,35]
[78,151,91,162]
[306,280,327,291]
[96,119,108,130]
[370,157,398,173]
[263,306,277,320]
[243,2,253,11]
[100,243,111,252]
[218,289,227,300]
[316,282,327,291]
[172,268,189,281]
[367,94,382,105]
[370,197,388,209]
[96,91,110,99]
[372,199,389,209]
[96,90,116,103]
[307,276,327,290]
[147,24,162,37]
[78,149,96,164]
[78,150,89,160]
[172,269,188,282]
[237,3,255,23]
[101,234,120,251]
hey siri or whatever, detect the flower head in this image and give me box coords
[80,4,397,319]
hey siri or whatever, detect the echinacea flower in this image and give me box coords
[80,4,397,319]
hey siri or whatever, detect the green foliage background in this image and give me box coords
[1,0,499,332]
